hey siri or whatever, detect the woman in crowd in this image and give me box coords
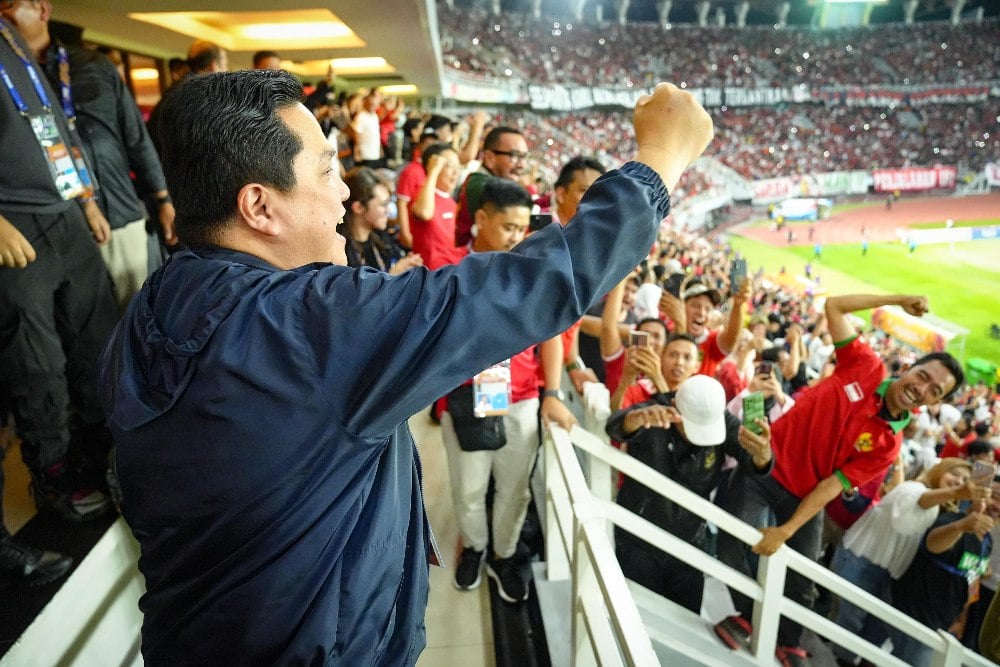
[830,458,989,665]
[337,167,422,275]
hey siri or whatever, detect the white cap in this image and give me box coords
[665,259,683,275]
[675,375,727,446]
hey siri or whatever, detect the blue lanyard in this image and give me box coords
[929,532,992,579]
[0,19,53,112]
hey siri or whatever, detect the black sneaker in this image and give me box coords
[713,614,752,651]
[30,463,111,523]
[487,556,528,603]
[454,547,485,590]
[776,645,811,667]
[0,537,73,588]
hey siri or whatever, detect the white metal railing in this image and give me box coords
[542,383,997,667]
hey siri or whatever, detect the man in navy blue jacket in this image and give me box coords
[98,70,713,666]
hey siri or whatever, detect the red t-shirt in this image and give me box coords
[561,320,581,364]
[770,337,904,499]
[395,160,425,204]
[621,379,656,410]
[716,358,748,402]
[696,329,727,378]
[603,347,625,395]
[409,192,463,270]
[939,433,977,459]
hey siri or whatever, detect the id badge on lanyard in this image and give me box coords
[28,112,88,200]
[473,359,512,417]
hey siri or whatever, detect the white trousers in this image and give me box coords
[441,397,540,559]
[98,218,148,309]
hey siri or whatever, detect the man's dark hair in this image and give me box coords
[479,177,532,212]
[483,126,523,152]
[911,351,964,400]
[636,317,669,337]
[554,156,606,190]
[967,439,993,459]
[974,421,990,438]
[665,332,698,348]
[252,50,281,68]
[187,41,224,73]
[420,142,455,171]
[156,70,303,246]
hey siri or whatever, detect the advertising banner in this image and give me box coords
[872,166,957,192]
[871,306,954,353]
[986,163,1000,187]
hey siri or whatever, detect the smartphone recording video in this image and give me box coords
[971,460,996,488]
[629,331,649,348]
[663,272,684,298]
[742,391,766,435]
[729,258,747,296]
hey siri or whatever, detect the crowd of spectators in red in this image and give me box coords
[439,5,1000,89]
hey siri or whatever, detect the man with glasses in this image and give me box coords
[454,125,529,247]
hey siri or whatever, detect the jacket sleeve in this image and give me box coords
[303,162,669,437]
[115,65,168,196]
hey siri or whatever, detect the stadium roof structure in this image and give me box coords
[460,0,1000,27]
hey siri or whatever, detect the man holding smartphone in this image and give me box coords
[719,293,965,667]
[659,276,752,378]
[607,375,772,615]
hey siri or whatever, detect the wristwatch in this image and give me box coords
[541,389,565,401]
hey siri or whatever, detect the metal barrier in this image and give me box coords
[542,383,996,667]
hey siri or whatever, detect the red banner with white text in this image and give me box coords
[872,165,957,192]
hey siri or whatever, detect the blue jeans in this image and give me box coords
[830,546,891,662]
[886,625,933,667]
[717,472,822,647]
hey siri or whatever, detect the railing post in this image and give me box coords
[931,630,966,667]
[571,515,593,666]
[750,547,785,665]
[544,432,570,581]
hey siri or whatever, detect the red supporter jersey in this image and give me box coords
[395,160,425,202]
[561,321,581,364]
[621,379,656,410]
[697,329,726,378]
[604,348,625,395]
[770,337,903,499]
[409,193,464,270]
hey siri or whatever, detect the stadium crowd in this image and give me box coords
[440,5,1000,89]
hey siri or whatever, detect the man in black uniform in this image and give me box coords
[0,11,118,585]
[606,374,772,613]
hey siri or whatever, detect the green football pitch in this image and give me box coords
[727,233,1000,365]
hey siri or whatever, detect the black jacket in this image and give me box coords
[607,393,772,542]
[44,42,167,228]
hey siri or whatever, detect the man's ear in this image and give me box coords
[236,183,281,237]
[554,186,565,208]
[39,0,54,21]
[351,200,366,216]
[473,207,489,230]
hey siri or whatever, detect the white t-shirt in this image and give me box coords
[633,283,661,321]
[842,480,940,579]
[352,110,381,161]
